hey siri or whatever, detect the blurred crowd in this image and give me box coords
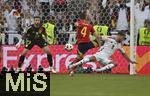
[0,0,150,45]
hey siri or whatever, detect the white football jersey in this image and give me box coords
[98,37,125,58]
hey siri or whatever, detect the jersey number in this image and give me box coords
[111,45,115,49]
[81,27,87,37]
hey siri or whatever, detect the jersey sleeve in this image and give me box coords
[41,27,47,37]
[22,26,32,39]
[76,20,82,27]
[118,44,125,53]
[101,36,110,41]
[27,26,33,33]
[120,48,125,53]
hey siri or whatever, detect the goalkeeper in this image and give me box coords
[15,16,56,73]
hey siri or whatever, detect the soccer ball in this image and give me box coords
[65,43,73,51]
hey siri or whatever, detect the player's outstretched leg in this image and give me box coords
[47,54,56,73]
[67,52,83,76]
[95,63,116,73]
[68,56,96,76]
[18,55,25,68]
[69,58,90,69]
[42,46,56,73]
[17,49,29,72]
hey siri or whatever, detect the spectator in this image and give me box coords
[0,14,5,33]
[30,5,40,17]
[111,0,130,32]
[5,9,20,32]
[21,13,32,32]
[14,0,22,13]
[111,0,130,45]
[98,0,118,31]
[3,2,11,20]
[52,0,67,12]
[68,21,76,44]
[138,19,150,45]
[1,0,149,45]
[135,0,150,45]
[62,15,73,44]
[20,0,30,16]
[87,0,99,25]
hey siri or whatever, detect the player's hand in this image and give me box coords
[45,39,50,45]
[131,61,138,64]
[15,42,21,49]
[15,39,22,49]
[75,22,79,27]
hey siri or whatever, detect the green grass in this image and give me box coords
[51,74,150,96]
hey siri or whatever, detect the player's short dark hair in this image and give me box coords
[117,31,126,36]
[147,19,150,23]
[79,11,87,19]
[34,16,41,19]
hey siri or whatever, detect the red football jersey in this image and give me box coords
[76,19,95,43]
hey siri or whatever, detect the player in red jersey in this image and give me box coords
[68,11,100,76]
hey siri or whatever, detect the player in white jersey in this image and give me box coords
[68,32,137,76]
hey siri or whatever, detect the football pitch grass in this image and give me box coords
[51,74,150,96]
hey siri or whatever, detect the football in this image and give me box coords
[65,43,73,51]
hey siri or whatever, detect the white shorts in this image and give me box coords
[93,52,112,65]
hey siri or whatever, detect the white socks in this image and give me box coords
[96,64,115,72]
[83,57,90,63]
[73,57,90,66]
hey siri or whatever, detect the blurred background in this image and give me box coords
[0,0,150,45]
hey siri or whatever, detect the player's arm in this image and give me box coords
[42,27,49,43]
[94,35,113,47]
[118,48,137,64]
[52,27,56,44]
[41,27,47,38]
[98,36,111,41]
[91,26,103,46]
[75,20,82,28]
[15,26,31,48]
[75,22,79,27]
[93,32,102,46]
